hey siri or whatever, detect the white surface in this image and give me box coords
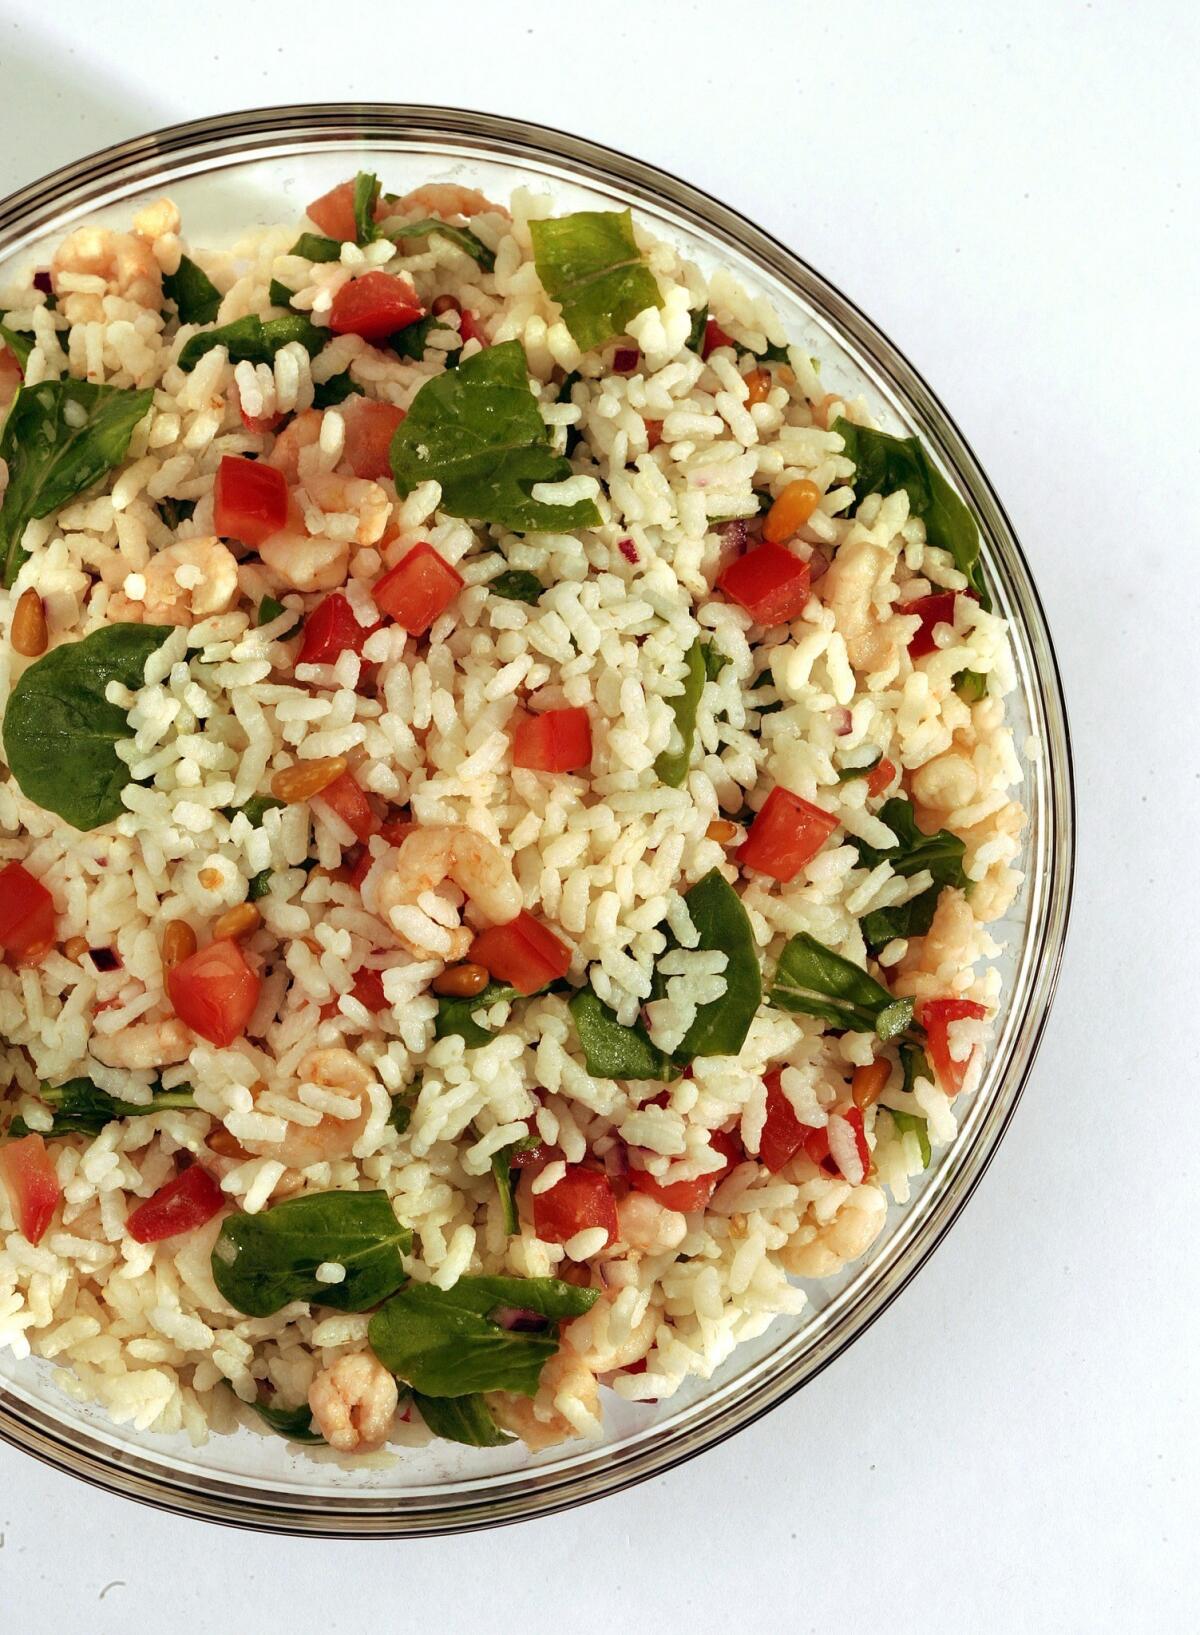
[0,2,1196,1628]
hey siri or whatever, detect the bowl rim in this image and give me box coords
[0,102,1075,1536]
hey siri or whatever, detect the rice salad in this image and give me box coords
[0,174,1025,1457]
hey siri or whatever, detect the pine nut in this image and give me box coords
[11,589,48,657]
[431,961,489,998]
[206,1127,249,1159]
[743,368,772,407]
[270,755,348,803]
[161,920,197,970]
[706,819,739,843]
[63,935,89,961]
[764,479,821,543]
[213,902,262,941]
[852,1059,891,1110]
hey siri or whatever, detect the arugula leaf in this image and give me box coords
[670,869,761,1061]
[529,209,662,351]
[247,869,273,902]
[234,794,286,828]
[388,313,452,363]
[434,981,518,1048]
[268,278,297,311]
[749,339,790,363]
[901,1042,933,1093]
[489,569,543,604]
[892,1045,934,1168]
[251,1398,325,1444]
[388,1078,420,1135]
[177,312,326,373]
[837,748,883,782]
[0,317,33,370]
[833,417,987,606]
[769,931,913,1041]
[850,798,967,887]
[162,255,221,325]
[859,889,941,955]
[257,595,285,626]
[312,371,363,409]
[386,217,495,272]
[352,171,381,245]
[956,668,988,703]
[0,380,154,585]
[211,1191,411,1319]
[289,232,342,263]
[889,1108,932,1168]
[413,1391,512,1447]
[701,641,729,681]
[490,1134,540,1235]
[654,639,706,788]
[569,988,670,1081]
[155,496,196,529]
[685,305,709,354]
[556,369,583,456]
[2,623,172,828]
[9,1077,196,1139]
[367,1274,598,1397]
[390,340,602,533]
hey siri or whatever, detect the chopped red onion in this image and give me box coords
[806,547,829,583]
[720,518,748,552]
[829,706,852,736]
[33,270,52,295]
[491,1306,549,1333]
[89,947,122,971]
[611,346,640,375]
[618,538,639,565]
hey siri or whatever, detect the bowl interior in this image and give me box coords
[0,107,1073,1534]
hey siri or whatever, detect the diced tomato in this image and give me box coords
[0,1133,60,1245]
[349,966,389,1013]
[329,271,425,342]
[213,454,288,548]
[701,317,734,359]
[921,998,988,1096]
[826,1106,871,1185]
[126,1165,224,1244]
[341,397,406,480]
[373,543,463,634]
[630,1127,742,1213]
[737,786,838,882]
[318,769,379,843]
[533,1164,618,1248]
[512,707,593,774]
[458,308,485,347]
[470,909,571,996]
[905,590,978,659]
[167,938,261,1049]
[717,541,811,625]
[239,403,282,436]
[305,179,359,242]
[866,756,897,799]
[0,861,56,963]
[297,593,376,667]
[760,1069,808,1173]
[349,818,414,889]
[644,419,664,451]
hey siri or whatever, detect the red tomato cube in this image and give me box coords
[533,1164,618,1247]
[717,541,811,625]
[737,786,838,881]
[373,543,463,634]
[329,272,425,342]
[349,966,389,1014]
[702,317,734,358]
[512,707,593,774]
[0,1133,60,1245]
[458,308,485,347]
[921,998,988,1096]
[866,756,897,799]
[904,590,978,659]
[759,1070,840,1175]
[630,1127,741,1213]
[213,454,288,548]
[305,179,359,242]
[298,593,377,667]
[317,769,379,843]
[126,1165,224,1244]
[0,861,56,963]
[341,397,406,481]
[167,938,261,1049]
[470,909,571,996]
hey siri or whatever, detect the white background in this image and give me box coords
[0,2,1196,1629]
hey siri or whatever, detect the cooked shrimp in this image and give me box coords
[911,748,979,816]
[131,197,181,243]
[302,471,391,546]
[50,225,162,323]
[91,1017,193,1071]
[387,182,508,221]
[778,1183,887,1277]
[0,345,22,414]
[614,1191,687,1255]
[486,1342,599,1451]
[259,527,350,593]
[564,1295,659,1374]
[267,409,324,483]
[373,825,522,961]
[892,886,977,1001]
[110,538,239,627]
[308,1352,398,1453]
[243,1048,372,1169]
[821,537,895,673]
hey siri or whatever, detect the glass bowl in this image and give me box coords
[0,105,1074,1535]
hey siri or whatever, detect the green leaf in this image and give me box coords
[901,1042,933,1093]
[0,380,154,585]
[289,232,342,263]
[368,1274,598,1397]
[569,988,670,1081]
[312,371,363,409]
[769,931,913,1041]
[234,794,286,828]
[413,1391,512,1447]
[352,171,381,245]
[672,869,761,1061]
[268,278,297,311]
[685,304,709,354]
[749,339,790,363]
[247,868,273,902]
[701,641,729,682]
[837,748,883,783]
[15,1076,195,1139]
[859,886,940,955]
[387,1078,420,1135]
[251,1398,325,1444]
[433,981,518,1048]
[386,217,495,272]
[388,313,455,363]
[211,1191,411,1319]
[0,317,33,370]
[850,798,967,887]
[832,417,987,607]
[654,639,706,788]
[2,623,172,829]
[177,312,327,373]
[155,496,196,529]
[490,1134,540,1235]
[889,1108,932,1168]
[162,255,221,325]
[256,595,301,637]
[956,668,988,703]
[489,569,543,604]
[529,209,663,351]
[390,340,602,533]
